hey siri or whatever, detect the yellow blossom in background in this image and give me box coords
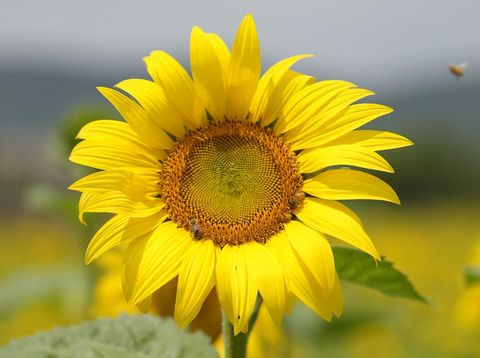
[69,13,411,334]
[89,250,138,317]
[244,306,287,358]
[455,241,480,329]
[455,285,480,328]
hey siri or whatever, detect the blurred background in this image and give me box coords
[1,0,479,356]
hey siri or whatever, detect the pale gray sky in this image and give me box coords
[1,0,479,90]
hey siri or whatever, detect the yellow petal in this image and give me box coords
[249,55,313,125]
[174,239,216,327]
[304,169,400,204]
[265,232,332,320]
[275,80,356,134]
[129,221,192,304]
[78,192,163,224]
[86,215,128,262]
[325,130,413,151]
[77,119,132,140]
[291,104,394,150]
[85,211,167,264]
[122,235,149,301]
[269,72,316,131]
[284,293,295,315]
[115,79,185,138]
[243,242,286,325]
[297,144,394,174]
[278,72,316,105]
[285,89,376,149]
[190,26,226,121]
[284,221,336,295]
[143,51,203,129]
[136,296,152,313]
[76,119,165,158]
[207,33,231,77]
[69,168,159,197]
[216,245,258,335]
[97,87,174,150]
[225,14,261,120]
[70,140,160,171]
[297,197,380,259]
[324,273,343,317]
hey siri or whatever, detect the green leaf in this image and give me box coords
[464,265,480,287]
[333,246,426,302]
[0,314,218,358]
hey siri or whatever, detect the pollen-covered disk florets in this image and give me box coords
[162,121,303,247]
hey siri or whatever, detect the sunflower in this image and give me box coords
[69,14,412,335]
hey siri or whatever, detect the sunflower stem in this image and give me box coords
[223,297,262,358]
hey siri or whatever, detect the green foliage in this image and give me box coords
[333,246,425,302]
[0,314,217,358]
[464,265,480,287]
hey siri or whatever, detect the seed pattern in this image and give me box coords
[162,121,303,246]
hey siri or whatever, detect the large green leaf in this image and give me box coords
[464,265,480,287]
[333,246,425,302]
[0,314,218,358]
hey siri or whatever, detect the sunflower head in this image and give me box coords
[162,120,303,247]
[69,14,412,334]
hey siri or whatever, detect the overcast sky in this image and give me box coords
[2,0,479,90]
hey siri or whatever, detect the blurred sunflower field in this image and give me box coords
[1,1,480,357]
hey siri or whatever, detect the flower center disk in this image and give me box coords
[162,121,303,246]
